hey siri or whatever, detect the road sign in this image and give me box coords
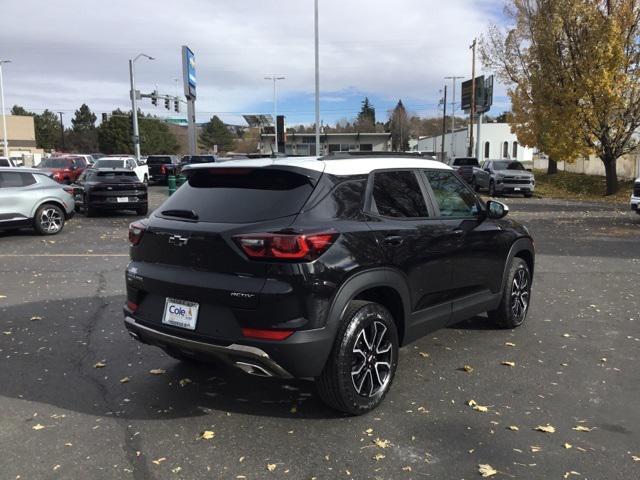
[182,46,196,100]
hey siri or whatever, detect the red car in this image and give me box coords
[37,156,88,184]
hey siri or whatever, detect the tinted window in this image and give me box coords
[0,158,10,167]
[159,168,315,223]
[493,160,525,171]
[147,156,172,165]
[371,170,428,218]
[423,171,478,218]
[94,159,124,169]
[184,155,215,164]
[95,171,138,181]
[0,172,36,188]
[40,157,73,168]
[452,157,479,167]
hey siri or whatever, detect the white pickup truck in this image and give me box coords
[0,157,18,167]
[92,157,149,183]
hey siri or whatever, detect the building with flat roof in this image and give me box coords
[416,122,534,164]
[260,132,392,156]
[0,115,43,162]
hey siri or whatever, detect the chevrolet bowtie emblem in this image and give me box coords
[168,234,189,246]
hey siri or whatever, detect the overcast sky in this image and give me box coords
[1,0,509,126]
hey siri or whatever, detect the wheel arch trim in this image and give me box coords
[501,237,535,291]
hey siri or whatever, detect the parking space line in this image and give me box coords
[0,254,129,257]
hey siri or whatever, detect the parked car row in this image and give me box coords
[447,157,535,198]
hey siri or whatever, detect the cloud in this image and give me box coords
[0,0,508,124]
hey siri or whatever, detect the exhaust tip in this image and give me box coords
[235,361,273,377]
[127,330,140,341]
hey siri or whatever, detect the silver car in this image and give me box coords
[0,167,75,235]
[472,159,535,197]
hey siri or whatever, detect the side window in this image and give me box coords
[423,170,478,218]
[484,141,490,159]
[512,141,518,158]
[371,170,429,218]
[0,172,34,188]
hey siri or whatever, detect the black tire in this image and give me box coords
[136,205,148,216]
[143,174,148,185]
[524,193,533,198]
[316,300,399,415]
[471,177,480,192]
[85,204,98,218]
[34,203,65,235]
[488,258,531,328]
[489,180,497,197]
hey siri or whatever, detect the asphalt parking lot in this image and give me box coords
[1,187,639,480]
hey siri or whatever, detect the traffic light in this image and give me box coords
[101,113,107,123]
[174,98,180,113]
[151,90,158,106]
[164,97,170,110]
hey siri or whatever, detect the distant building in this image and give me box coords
[0,115,43,163]
[260,132,392,156]
[417,123,534,164]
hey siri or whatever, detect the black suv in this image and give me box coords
[123,156,534,414]
[74,168,148,217]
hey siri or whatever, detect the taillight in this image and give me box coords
[241,328,294,341]
[160,164,167,175]
[126,301,138,312]
[63,186,74,195]
[233,230,338,261]
[128,221,146,246]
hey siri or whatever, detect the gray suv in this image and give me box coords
[0,167,75,235]
[472,160,535,197]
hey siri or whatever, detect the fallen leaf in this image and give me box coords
[2,331,12,335]
[402,466,412,472]
[31,316,43,321]
[563,443,572,449]
[535,424,556,434]
[200,430,215,440]
[530,446,542,453]
[478,464,498,477]
[0,295,7,299]
[467,399,489,412]
[460,365,474,373]
[507,425,519,431]
[572,425,593,432]
[632,455,640,462]
[418,352,429,358]
[373,453,385,461]
[373,438,390,449]
[152,457,166,465]
[171,466,182,473]
[501,361,516,367]
[93,361,106,369]
[505,342,516,347]
[32,424,45,430]
[267,463,277,472]
[149,369,166,375]
[53,465,61,471]
[179,378,192,387]
[64,442,73,447]
[562,333,571,338]
[563,472,581,479]
[120,377,130,384]
[290,405,297,414]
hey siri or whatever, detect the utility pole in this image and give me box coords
[445,75,463,159]
[265,75,285,154]
[129,53,154,161]
[57,112,65,151]
[441,85,447,162]
[0,60,11,158]
[314,0,321,157]
[469,39,476,157]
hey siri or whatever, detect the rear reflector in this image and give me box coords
[234,230,338,261]
[126,301,138,312]
[241,328,294,341]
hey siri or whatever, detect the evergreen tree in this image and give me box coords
[199,115,235,152]
[11,105,34,116]
[356,97,376,128]
[34,110,62,150]
[97,110,179,155]
[388,100,409,151]
[67,104,98,152]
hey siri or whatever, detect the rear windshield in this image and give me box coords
[40,157,73,168]
[147,156,172,164]
[183,155,215,164]
[159,168,315,223]
[93,159,124,168]
[86,170,138,181]
[453,158,479,166]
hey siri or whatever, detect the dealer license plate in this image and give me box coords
[162,298,199,330]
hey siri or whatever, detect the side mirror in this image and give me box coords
[486,200,509,219]
[526,168,532,172]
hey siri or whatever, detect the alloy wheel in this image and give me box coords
[510,268,530,321]
[351,320,393,397]
[40,208,63,233]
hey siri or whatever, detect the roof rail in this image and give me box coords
[319,151,435,160]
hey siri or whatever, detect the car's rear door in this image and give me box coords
[421,169,510,322]
[0,172,39,223]
[364,169,453,343]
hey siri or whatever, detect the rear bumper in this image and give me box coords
[124,316,294,378]
[89,200,147,210]
[495,182,535,193]
[124,313,337,379]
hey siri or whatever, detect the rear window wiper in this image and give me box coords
[161,209,199,220]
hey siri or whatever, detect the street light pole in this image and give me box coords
[57,112,65,151]
[314,0,320,157]
[0,60,11,158]
[129,53,154,161]
[265,75,285,154]
[445,75,463,158]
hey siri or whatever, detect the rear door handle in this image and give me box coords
[383,235,404,246]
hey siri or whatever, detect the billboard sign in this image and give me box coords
[182,46,196,99]
[461,75,494,114]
